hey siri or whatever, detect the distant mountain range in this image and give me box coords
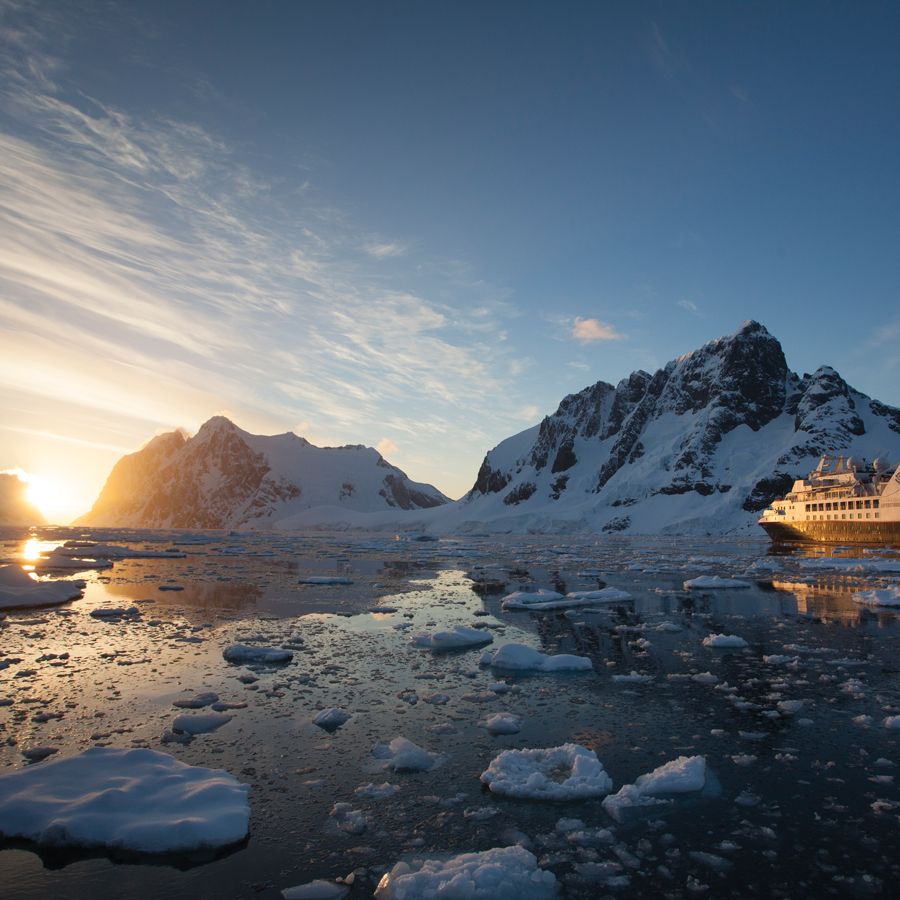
[0,473,44,527]
[73,322,898,535]
[75,416,448,529]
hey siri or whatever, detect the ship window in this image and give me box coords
[841,514,846,519]
[839,501,846,510]
[866,513,870,518]
[873,499,879,509]
[855,500,863,509]
[805,503,810,512]
[864,500,871,509]
[858,513,862,519]
[875,512,879,518]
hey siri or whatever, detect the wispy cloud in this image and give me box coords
[364,240,407,259]
[572,317,622,343]
[677,298,701,316]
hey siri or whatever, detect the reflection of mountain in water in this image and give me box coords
[103,580,263,611]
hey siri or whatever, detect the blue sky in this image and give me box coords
[1,0,898,521]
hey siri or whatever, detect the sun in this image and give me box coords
[21,472,84,524]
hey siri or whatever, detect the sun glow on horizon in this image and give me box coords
[22,471,87,525]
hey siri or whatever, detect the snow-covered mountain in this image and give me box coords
[459,321,899,535]
[0,473,44,526]
[76,416,449,529]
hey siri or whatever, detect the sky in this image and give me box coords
[1,0,898,524]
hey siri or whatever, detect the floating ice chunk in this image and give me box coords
[702,634,748,649]
[602,756,707,822]
[480,643,592,673]
[763,655,798,666]
[611,671,653,684]
[330,802,366,835]
[354,782,399,799]
[502,587,630,611]
[172,712,233,734]
[89,607,140,619]
[60,542,186,560]
[480,743,612,800]
[410,625,493,650]
[691,672,718,685]
[34,549,113,570]
[0,566,84,611]
[282,879,349,899]
[885,716,900,730]
[853,587,900,607]
[372,737,437,772]
[313,708,352,731]
[374,846,558,899]
[777,700,804,715]
[684,576,751,590]
[482,713,522,735]
[173,692,219,709]
[298,576,353,585]
[223,643,293,664]
[0,747,248,852]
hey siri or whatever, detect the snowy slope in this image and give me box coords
[76,416,448,529]
[453,321,899,535]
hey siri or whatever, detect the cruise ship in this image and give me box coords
[758,455,900,543]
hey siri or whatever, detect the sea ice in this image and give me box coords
[282,880,349,899]
[313,708,352,731]
[0,565,84,611]
[501,587,630,611]
[173,691,219,709]
[298,576,354,585]
[172,712,233,734]
[853,587,900,607]
[702,634,749,649]
[480,743,613,800]
[683,576,751,590]
[0,747,249,852]
[482,712,523,735]
[354,782,399,799]
[223,643,294,664]
[602,756,707,823]
[410,625,493,650]
[374,846,558,899]
[611,671,653,684]
[372,737,437,772]
[884,716,900,730]
[480,643,593,672]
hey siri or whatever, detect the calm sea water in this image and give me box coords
[1,528,898,898]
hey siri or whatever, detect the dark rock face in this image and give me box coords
[466,321,899,523]
[381,474,446,510]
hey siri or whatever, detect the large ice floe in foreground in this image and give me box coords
[0,565,84,611]
[0,747,249,852]
[480,744,612,800]
[480,643,592,672]
[374,846,559,899]
[602,755,707,822]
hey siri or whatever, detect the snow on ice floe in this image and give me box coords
[282,881,348,899]
[0,747,249,852]
[482,712,523,735]
[853,587,900,607]
[683,576,751,590]
[0,565,84,611]
[222,643,293,664]
[313,708,352,731]
[374,846,558,899]
[702,634,749,649]
[480,643,592,672]
[480,744,612,800]
[602,756,707,823]
[410,625,493,650]
[372,737,437,772]
[33,548,113,570]
[173,691,219,709]
[885,716,900,730]
[611,671,653,684]
[354,781,399,799]
[501,587,631,611]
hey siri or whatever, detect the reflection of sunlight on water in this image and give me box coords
[22,538,42,561]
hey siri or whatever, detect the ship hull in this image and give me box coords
[760,520,900,545]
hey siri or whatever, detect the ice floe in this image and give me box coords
[222,643,294,664]
[372,737,437,772]
[702,633,749,648]
[501,586,630,611]
[410,625,493,650]
[480,743,613,800]
[313,708,352,731]
[853,587,900,607]
[0,747,249,852]
[0,565,84,611]
[602,755,707,822]
[683,576,751,590]
[374,846,558,899]
[282,880,349,899]
[172,712,233,734]
[480,643,593,672]
[482,712,523,735]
